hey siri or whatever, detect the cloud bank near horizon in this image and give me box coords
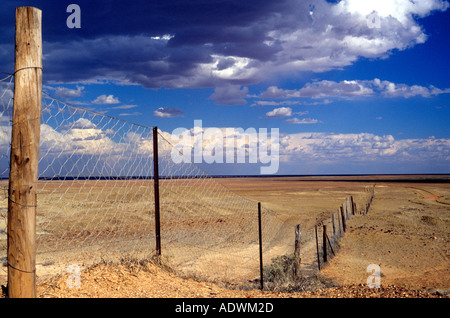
[2,113,448,176]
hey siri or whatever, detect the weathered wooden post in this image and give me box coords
[337,208,341,234]
[345,198,350,220]
[293,224,301,279]
[331,213,336,236]
[350,196,354,215]
[340,205,346,232]
[315,225,320,270]
[7,6,42,298]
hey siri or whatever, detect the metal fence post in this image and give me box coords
[322,224,327,263]
[153,126,161,257]
[258,202,263,290]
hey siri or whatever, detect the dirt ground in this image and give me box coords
[225,176,450,295]
[320,181,450,291]
[3,175,450,298]
[35,260,447,298]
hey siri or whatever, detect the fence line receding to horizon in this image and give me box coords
[1,68,376,297]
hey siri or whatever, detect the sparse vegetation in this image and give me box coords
[263,254,338,292]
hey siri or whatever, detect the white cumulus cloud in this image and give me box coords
[92,94,120,104]
[266,107,293,118]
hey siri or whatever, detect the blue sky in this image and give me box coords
[1,0,449,175]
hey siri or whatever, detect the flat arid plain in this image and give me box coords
[2,175,449,297]
[221,175,449,291]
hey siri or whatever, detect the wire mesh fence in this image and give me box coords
[0,74,14,284]
[34,94,159,285]
[0,77,292,294]
[1,69,376,296]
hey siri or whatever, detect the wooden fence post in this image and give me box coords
[343,198,347,220]
[337,208,341,234]
[7,6,42,298]
[315,225,320,270]
[345,198,349,220]
[350,196,355,215]
[340,205,346,232]
[322,224,327,263]
[293,224,301,279]
[153,126,161,257]
[331,213,336,236]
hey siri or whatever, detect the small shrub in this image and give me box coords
[263,254,338,292]
[264,254,296,285]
